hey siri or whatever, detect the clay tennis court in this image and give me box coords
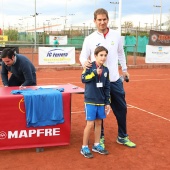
[0,59,170,169]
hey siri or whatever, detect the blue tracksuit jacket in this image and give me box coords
[81,61,110,105]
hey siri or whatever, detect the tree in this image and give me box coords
[4,29,18,41]
[123,21,133,33]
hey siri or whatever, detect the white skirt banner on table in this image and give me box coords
[38,47,75,65]
[145,45,170,63]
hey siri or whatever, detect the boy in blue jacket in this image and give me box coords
[80,46,110,158]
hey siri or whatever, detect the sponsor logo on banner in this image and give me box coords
[0,131,7,139]
[151,34,158,42]
[0,128,60,140]
[149,30,170,46]
[38,47,75,65]
[0,35,8,41]
[158,47,162,52]
[46,49,68,58]
[19,98,25,113]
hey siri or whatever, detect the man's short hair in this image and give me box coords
[94,8,109,20]
[1,48,16,59]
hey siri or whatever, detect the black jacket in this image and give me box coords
[1,54,36,86]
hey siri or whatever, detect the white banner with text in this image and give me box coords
[49,36,67,45]
[38,47,75,65]
[145,45,170,63]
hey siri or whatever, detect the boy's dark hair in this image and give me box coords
[94,46,108,56]
[1,48,16,59]
[94,8,109,20]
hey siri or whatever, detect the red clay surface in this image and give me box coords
[0,57,170,169]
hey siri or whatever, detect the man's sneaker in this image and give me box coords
[92,144,109,155]
[100,136,105,149]
[116,136,136,148]
[80,147,93,158]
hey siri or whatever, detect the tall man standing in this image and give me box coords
[79,8,136,148]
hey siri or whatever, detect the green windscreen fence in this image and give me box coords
[68,36,85,49]
[15,32,149,53]
[68,36,149,53]
[44,35,149,53]
[137,36,149,53]
[125,36,136,52]
[125,36,149,53]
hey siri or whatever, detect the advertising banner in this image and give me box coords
[0,36,8,47]
[49,36,67,45]
[149,30,170,46]
[38,47,75,65]
[0,87,71,150]
[0,35,8,41]
[145,45,170,63]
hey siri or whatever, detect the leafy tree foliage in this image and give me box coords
[4,29,18,41]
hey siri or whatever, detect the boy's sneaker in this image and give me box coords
[99,136,105,149]
[92,144,109,155]
[116,136,136,148]
[80,146,93,158]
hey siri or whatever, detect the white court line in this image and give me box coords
[72,105,170,123]
[128,104,170,122]
[127,105,134,108]
[132,74,169,77]
[71,105,133,114]
[131,78,170,81]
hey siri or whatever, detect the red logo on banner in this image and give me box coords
[151,34,158,42]
[0,131,7,139]
[19,98,25,113]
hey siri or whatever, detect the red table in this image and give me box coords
[0,84,84,150]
